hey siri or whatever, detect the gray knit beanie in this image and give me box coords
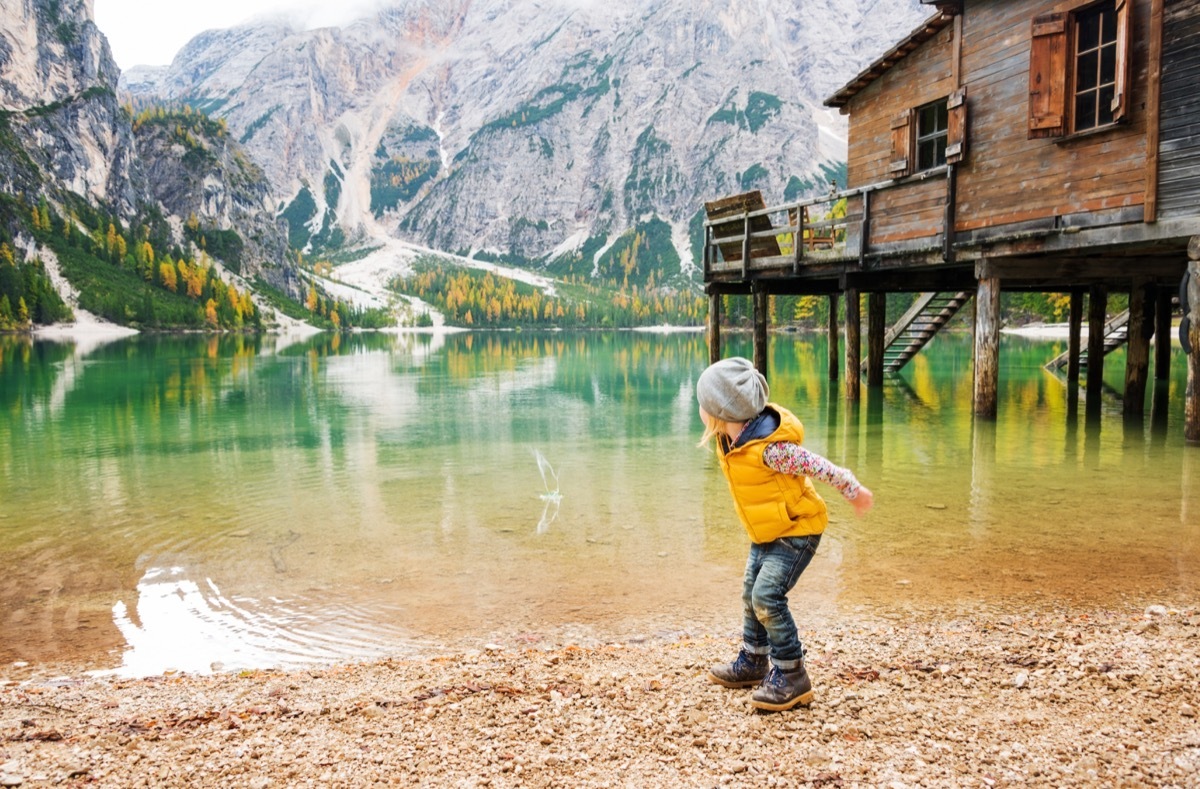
[696,357,769,422]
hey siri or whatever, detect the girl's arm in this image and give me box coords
[763,442,874,516]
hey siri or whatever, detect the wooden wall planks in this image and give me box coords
[841,0,1185,242]
[1158,0,1200,219]
[846,27,955,186]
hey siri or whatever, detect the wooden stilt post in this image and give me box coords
[1155,286,1173,381]
[974,276,1001,418]
[753,287,769,377]
[1151,293,1171,429]
[1068,289,1084,386]
[1087,285,1109,414]
[867,292,885,386]
[1124,279,1151,417]
[707,290,722,364]
[845,288,861,401]
[828,293,840,382]
[1186,239,1200,444]
[969,285,979,390]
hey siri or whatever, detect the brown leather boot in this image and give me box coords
[708,649,769,688]
[750,662,814,711]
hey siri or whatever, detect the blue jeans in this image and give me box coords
[741,534,821,669]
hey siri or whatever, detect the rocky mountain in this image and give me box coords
[0,0,140,215]
[130,108,293,282]
[0,0,296,299]
[120,0,931,276]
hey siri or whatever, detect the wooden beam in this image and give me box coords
[1144,0,1164,223]
[859,190,871,268]
[712,261,1182,299]
[1155,286,1173,381]
[705,281,754,296]
[1087,285,1109,415]
[961,211,1200,255]
[1188,242,1200,444]
[997,276,1178,292]
[707,291,721,365]
[970,287,978,362]
[974,277,1001,418]
[842,267,976,292]
[703,224,713,280]
[944,165,957,264]
[845,288,861,401]
[952,14,963,88]
[753,288,769,378]
[1124,279,1151,417]
[741,215,751,280]
[976,257,1187,282]
[867,293,886,386]
[828,293,840,382]
[1068,289,1084,386]
[749,277,842,296]
[1188,297,1199,443]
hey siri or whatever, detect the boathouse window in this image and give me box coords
[915,98,949,172]
[1028,0,1131,139]
[889,89,966,178]
[1072,2,1120,131]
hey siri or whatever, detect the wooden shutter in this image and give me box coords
[1028,12,1067,139]
[1112,0,1132,122]
[946,88,967,164]
[890,109,912,177]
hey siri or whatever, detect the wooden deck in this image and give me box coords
[702,178,1197,436]
[704,173,1192,297]
[702,0,1200,443]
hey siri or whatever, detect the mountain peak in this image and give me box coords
[118,0,930,268]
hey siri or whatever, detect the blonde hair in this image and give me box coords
[697,414,734,449]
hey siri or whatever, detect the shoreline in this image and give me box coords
[14,321,1143,344]
[16,319,709,340]
[3,601,1197,787]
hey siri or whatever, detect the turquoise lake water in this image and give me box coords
[1,330,1196,676]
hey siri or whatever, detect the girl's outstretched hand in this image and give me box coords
[850,486,874,516]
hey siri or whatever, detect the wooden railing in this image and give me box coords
[702,165,955,282]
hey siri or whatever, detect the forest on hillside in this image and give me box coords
[4,183,1118,333]
[4,111,1123,335]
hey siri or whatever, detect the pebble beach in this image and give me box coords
[3,602,1198,788]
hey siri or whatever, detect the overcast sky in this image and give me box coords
[93,1,379,70]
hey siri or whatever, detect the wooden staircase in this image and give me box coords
[1044,310,1130,372]
[861,291,974,375]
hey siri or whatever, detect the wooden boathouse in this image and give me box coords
[702,0,1200,443]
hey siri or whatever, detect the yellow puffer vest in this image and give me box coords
[716,404,828,543]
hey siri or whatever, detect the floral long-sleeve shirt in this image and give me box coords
[729,409,863,501]
[762,442,863,501]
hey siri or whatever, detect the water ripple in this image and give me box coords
[101,566,422,678]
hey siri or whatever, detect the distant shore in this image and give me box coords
[19,316,709,340]
[1000,322,1075,339]
[31,317,139,341]
[15,319,1181,346]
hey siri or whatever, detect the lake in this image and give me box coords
[1,329,1196,677]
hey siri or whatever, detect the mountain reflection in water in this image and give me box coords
[0,330,1195,675]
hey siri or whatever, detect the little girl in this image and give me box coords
[697,356,873,711]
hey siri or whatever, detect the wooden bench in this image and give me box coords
[704,190,780,264]
[705,191,837,268]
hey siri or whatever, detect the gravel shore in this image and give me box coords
[2,603,1198,788]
